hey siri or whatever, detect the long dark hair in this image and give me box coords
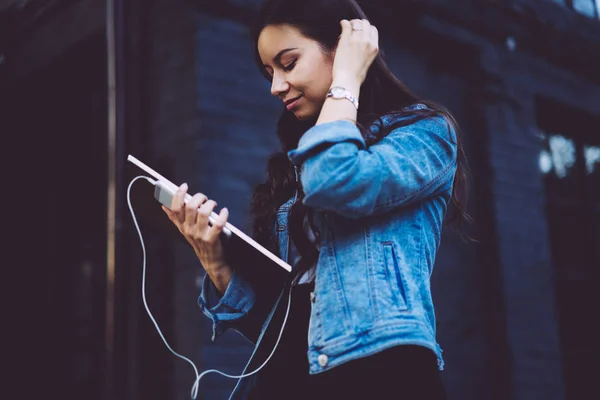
[250,0,471,266]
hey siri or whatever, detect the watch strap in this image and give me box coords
[327,86,359,109]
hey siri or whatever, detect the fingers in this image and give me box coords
[370,24,379,52]
[340,19,377,41]
[348,18,378,55]
[349,18,369,35]
[193,199,217,240]
[206,207,229,244]
[170,183,189,224]
[197,198,217,223]
[340,19,352,38]
[161,183,227,263]
[184,193,208,234]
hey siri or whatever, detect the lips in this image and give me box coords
[284,95,303,110]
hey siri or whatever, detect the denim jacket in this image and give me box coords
[198,105,457,399]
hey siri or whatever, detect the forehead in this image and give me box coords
[257,24,311,63]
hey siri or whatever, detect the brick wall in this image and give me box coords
[5,0,598,399]
[145,1,600,399]
[193,11,283,399]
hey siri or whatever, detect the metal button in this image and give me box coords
[318,354,328,367]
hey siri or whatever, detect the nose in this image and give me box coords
[270,72,289,97]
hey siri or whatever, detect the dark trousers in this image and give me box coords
[248,284,446,400]
[307,345,447,400]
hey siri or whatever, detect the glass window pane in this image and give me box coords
[584,146,600,175]
[542,134,584,198]
[586,146,600,202]
[573,0,597,17]
[549,135,577,178]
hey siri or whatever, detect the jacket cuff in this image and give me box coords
[198,268,255,323]
[287,120,365,165]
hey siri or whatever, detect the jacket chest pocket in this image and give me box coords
[380,242,410,312]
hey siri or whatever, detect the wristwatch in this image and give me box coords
[326,86,359,109]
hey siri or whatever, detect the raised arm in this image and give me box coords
[287,115,457,218]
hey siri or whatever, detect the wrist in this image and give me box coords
[207,263,232,294]
[331,75,361,96]
[206,260,230,274]
[194,248,229,273]
[327,86,359,110]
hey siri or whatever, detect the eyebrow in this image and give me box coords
[263,48,297,69]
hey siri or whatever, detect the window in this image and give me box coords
[537,98,600,400]
[572,0,598,17]
[557,0,600,18]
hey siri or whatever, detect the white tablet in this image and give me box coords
[128,154,292,274]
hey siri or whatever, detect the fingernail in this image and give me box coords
[181,183,188,190]
[223,207,228,213]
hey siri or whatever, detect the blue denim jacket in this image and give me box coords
[198,105,457,399]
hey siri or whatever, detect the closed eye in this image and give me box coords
[284,60,297,71]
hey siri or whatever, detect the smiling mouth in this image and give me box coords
[285,96,303,110]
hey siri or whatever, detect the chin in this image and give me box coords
[293,108,317,121]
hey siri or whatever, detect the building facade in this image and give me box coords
[2,0,598,399]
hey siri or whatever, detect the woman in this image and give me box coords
[163,0,469,398]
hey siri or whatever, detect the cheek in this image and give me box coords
[304,62,333,99]
[315,60,333,91]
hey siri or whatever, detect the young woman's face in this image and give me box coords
[258,24,334,120]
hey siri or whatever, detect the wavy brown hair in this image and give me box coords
[250,0,471,271]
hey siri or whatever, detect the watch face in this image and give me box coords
[330,87,345,97]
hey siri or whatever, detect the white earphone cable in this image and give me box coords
[126,176,293,399]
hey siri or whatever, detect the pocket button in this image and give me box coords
[317,354,328,367]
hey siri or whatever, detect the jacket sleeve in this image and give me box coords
[197,246,284,344]
[287,116,457,218]
[198,268,255,342]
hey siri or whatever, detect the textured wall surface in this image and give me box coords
[2,0,598,399]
